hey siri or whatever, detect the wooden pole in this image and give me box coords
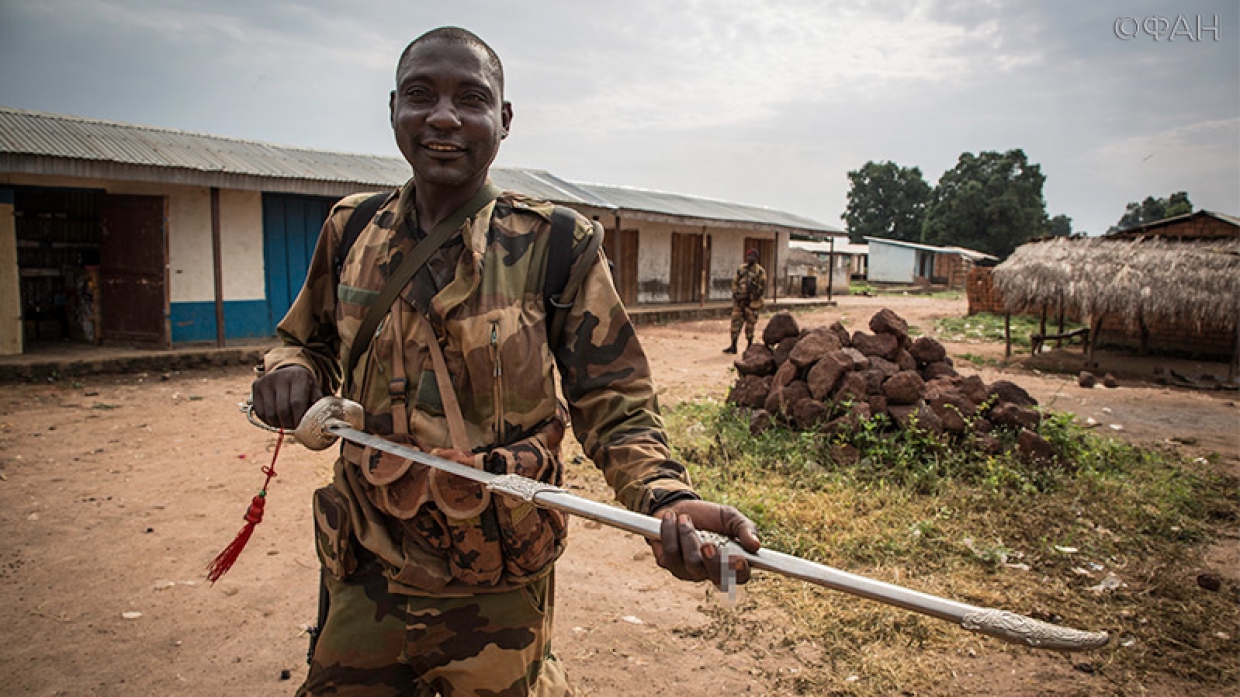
[210,187,225,348]
[699,227,707,308]
[1231,322,1238,383]
[1056,293,1066,348]
[827,235,835,302]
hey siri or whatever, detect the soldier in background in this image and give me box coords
[251,26,760,697]
[724,249,767,354]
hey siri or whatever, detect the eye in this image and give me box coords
[403,85,432,102]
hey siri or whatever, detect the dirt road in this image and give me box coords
[0,294,1234,696]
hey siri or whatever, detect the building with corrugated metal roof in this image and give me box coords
[0,106,840,355]
[864,236,996,289]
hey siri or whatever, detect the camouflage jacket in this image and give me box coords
[265,179,697,595]
[731,262,767,309]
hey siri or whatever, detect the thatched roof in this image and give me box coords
[993,236,1240,330]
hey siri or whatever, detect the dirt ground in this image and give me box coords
[0,294,1235,696]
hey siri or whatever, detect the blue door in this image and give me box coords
[262,193,336,330]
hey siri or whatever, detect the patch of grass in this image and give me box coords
[664,401,1239,696]
[958,352,1000,367]
[936,312,1086,348]
[90,403,120,410]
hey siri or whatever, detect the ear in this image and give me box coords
[500,101,513,139]
[389,90,397,126]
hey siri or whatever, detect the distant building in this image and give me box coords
[0,107,840,355]
[787,238,867,296]
[864,237,995,289]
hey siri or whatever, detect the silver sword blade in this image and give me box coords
[322,419,1110,652]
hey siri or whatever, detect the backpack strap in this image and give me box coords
[545,207,605,348]
[335,191,390,281]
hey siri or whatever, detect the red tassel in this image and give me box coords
[207,430,283,583]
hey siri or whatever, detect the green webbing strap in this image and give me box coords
[343,182,503,392]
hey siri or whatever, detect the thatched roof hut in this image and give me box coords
[994,236,1239,331]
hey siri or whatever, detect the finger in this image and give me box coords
[676,514,711,583]
[429,448,474,467]
[658,511,684,577]
[287,380,314,429]
[724,509,762,553]
[731,554,752,585]
[274,375,299,429]
[251,383,273,426]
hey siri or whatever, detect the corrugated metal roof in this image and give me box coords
[576,182,842,235]
[0,106,608,206]
[864,236,996,261]
[791,239,869,256]
[1,106,843,230]
[1103,209,1240,238]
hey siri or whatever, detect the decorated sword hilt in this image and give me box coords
[240,396,365,451]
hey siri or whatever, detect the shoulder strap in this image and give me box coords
[343,182,503,391]
[545,207,605,348]
[335,192,390,281]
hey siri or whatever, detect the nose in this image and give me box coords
[426,96,461,130]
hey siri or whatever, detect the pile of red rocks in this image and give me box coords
[727,309,1057,463]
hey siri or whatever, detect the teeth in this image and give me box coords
[427,144,458,151]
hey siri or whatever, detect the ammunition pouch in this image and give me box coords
[342,417,568,589]
[312,485,359,581]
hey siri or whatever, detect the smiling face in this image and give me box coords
[389,37,512,197]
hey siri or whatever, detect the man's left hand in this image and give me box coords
[649,499,761,587]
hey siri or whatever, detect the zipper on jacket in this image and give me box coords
[355,316,387,406]
[490,319,505,444]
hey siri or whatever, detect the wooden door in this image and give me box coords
[602,228,639,305]
[670,232,704,303]
[100,195,168,346]
[262,193,336,329]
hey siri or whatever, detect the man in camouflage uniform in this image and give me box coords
[251,27,760,697]
[723,249,767,354]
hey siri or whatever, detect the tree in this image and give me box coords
[1108,192,1193,232]
[1048,214,1073,237]
[921,149,1048,260]
[843,161,932,244]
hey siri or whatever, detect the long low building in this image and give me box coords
[0,107,839,355]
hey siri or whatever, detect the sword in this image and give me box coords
[244,396,1110,652]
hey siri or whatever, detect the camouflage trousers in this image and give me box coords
[729,303,759,342]
[298,560,570,696]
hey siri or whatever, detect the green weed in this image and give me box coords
[662,400,1240,695]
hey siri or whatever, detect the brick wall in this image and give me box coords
[1097,316,1236,359]
[966,267,1005,315]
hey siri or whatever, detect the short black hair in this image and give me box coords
[397,27,504,97]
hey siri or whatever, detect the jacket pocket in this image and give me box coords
[312,486,358,580]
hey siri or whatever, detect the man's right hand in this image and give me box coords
[251,365,324,430]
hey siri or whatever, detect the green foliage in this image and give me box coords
[844,160,932,245]
[1108,191,1193,232]
[922,149,1049,260]
[958,352,1000,367]
[935,312,1084,348]
[1048,213,1073,237]
[662,400,1239,694]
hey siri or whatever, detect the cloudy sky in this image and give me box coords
[1,0,1236,236]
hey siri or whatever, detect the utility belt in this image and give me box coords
[313,300,567,593]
